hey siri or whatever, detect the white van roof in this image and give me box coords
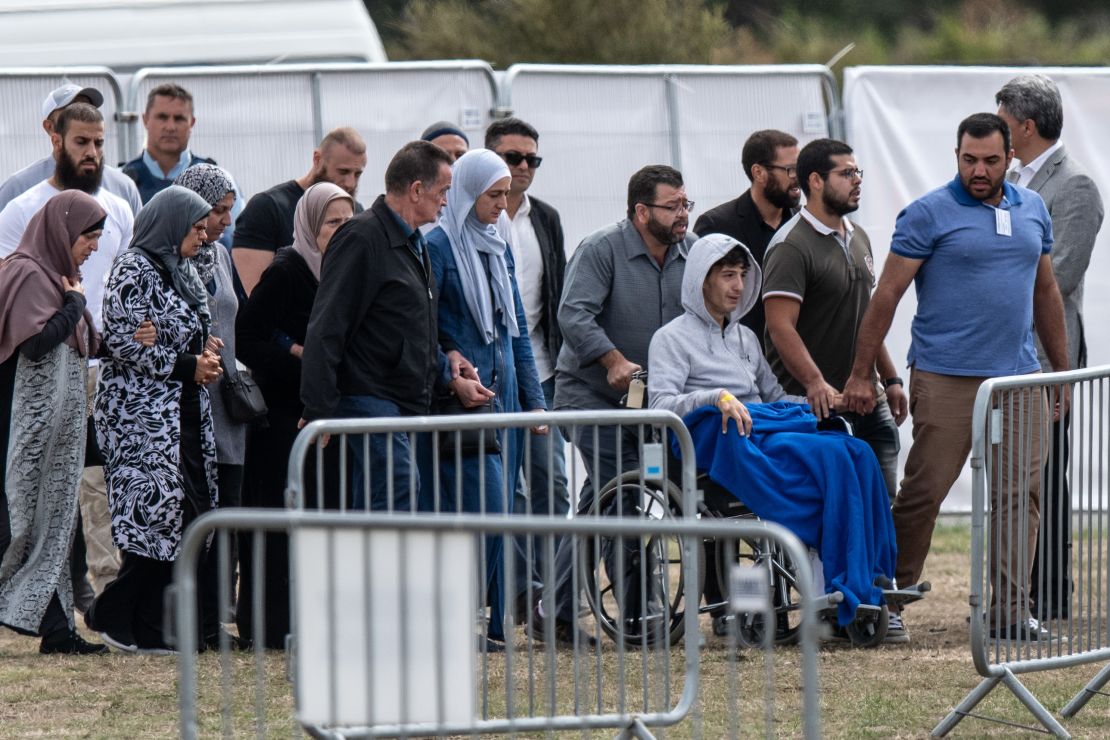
[0,0,387,70]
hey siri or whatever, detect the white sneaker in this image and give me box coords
[885,611,909,644]
[99,631,138,653]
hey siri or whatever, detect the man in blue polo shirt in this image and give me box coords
[842,113,1069,641]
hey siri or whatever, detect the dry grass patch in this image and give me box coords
[3,523,1110,737]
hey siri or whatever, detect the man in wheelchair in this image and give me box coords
[648,233,904,642]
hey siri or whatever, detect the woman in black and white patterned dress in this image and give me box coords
[85,185,225,654]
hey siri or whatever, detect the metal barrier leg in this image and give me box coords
[1001,669,1071,738]
[932,668,1071,738]
[931,675,1000,737]
[1060,662,1110,718]
[616,716,657,740]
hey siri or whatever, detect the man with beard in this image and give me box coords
[0,103,133,308]
[232,126,368,295]
[0,101,135,613]
[0,84,142,216]
[762,138,908,640]
[543,165,696,642]
[694,129,800,351]
[842,114,1068,642]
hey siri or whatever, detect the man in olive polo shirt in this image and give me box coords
[762,139,908,643]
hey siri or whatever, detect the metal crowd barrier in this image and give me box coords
[171,410,823,738]
[0,66,127,180]
[934,366,1110,738]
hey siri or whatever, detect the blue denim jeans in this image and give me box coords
[333,395,414,512]
[514,377,571,586]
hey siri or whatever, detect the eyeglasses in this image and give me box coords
[500,151,543,169]
[642,200,695,215]
[824,167,864,180]
[763,163,797,177]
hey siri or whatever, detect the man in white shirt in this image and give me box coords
[996,73,1104,620]
[0,101,135,608]
[486,118,571,616]
[0,84,142,216]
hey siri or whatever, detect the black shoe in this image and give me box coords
[512,590,540,626]
[478,635,505,653]
[527,605,598,649]
[39,630,109,655]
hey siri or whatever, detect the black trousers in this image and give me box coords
[86,385,219,647]
[1030,412,1072,619]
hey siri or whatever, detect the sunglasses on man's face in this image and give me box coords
[500,151,543,169]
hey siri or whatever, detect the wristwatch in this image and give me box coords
[882,377,904,389]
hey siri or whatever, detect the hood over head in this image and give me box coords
[681,233,762,328]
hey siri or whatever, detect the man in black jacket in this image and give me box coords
[486,118,571,590]
[300,140,485,511]
[694,129,800,350]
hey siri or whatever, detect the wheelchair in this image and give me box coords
[578,378,929,649]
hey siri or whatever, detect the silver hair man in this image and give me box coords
[995,73,1063,142]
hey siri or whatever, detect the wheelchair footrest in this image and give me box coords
[852,603,883,624]
[883,581,931,608]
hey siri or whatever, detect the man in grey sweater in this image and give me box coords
[648,233,802,425]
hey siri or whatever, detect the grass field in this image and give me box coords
[2,523,1109,738]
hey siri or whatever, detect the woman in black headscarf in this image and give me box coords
[0,191,109,655]
[84,185,224,653]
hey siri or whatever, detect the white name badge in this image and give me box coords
[995,207,1012,237]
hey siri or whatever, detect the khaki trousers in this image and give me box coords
[893,369,1044,623]
[80,366,120,593]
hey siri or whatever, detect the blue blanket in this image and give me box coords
[676,402,897,626]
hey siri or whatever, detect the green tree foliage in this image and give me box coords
[715,1,1110,68]
[384,0,1110,67]
[388,0,732,66]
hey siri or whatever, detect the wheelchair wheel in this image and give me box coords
[579,472,704,649]
[715,536,802,646]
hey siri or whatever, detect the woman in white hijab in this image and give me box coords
[422,149,546,648]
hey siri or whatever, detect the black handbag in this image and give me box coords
[436,393,501,456]
[219,356,269,423]
[83,416,104,468]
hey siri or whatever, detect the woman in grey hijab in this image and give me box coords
[85,185,226,653]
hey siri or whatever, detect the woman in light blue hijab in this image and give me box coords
[422,149,546,648]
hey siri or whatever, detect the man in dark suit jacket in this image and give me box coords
[693,129,801,349]
[486,118,578,633]
[997,73,1105,619]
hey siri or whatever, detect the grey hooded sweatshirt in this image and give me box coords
[648,233,802,418]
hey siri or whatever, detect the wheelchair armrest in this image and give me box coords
[817,416,853,436]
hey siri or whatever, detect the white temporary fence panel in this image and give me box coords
[129,61,498,204]
[0,67,126,182]
[503,64,838,252]
[844,65,1110,513]
[293,527,476,727]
